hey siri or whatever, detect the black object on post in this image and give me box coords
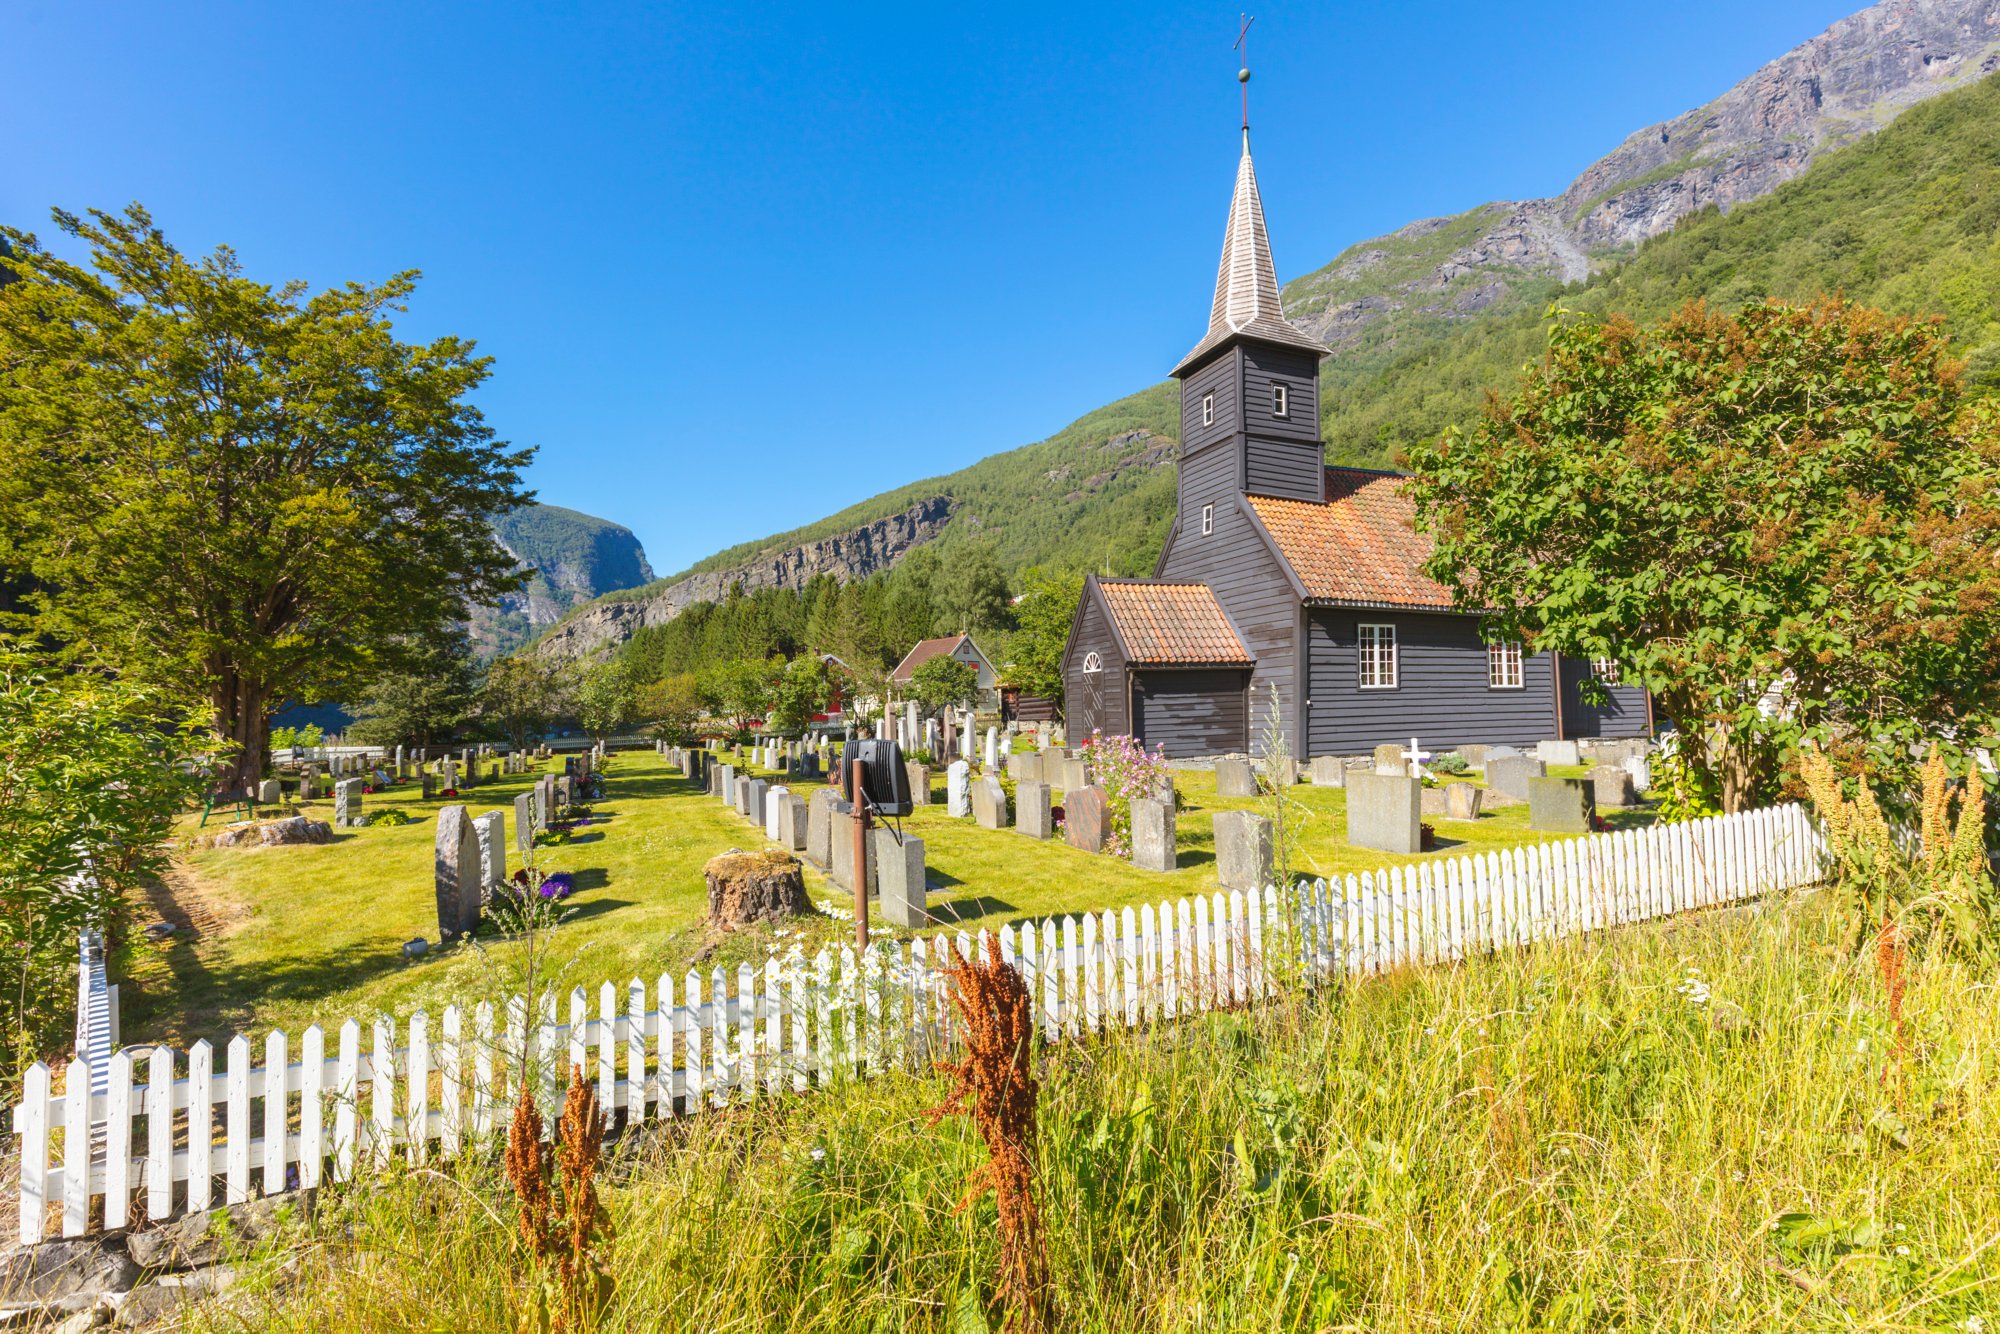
[841,739,912,816]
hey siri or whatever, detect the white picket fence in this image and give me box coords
[10,802,1825,1244]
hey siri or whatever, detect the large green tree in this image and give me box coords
[0,206,531,790]
[480,654,570,751]
[1005,568,1083,707]
[347,629,481,750]
[1407,297,2000,809]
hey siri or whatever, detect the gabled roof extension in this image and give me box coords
[889,634,991,683]
[1095,579,1254,665]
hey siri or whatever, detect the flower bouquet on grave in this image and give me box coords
[442,788,459,799]
[1420,821,1439,852]
[498,867,578,906]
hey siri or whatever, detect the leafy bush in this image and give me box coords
[1078,731,1173,860]
[1431,753,1468,775]
[363,809,414,828]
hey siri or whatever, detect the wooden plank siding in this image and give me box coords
[1156,499,1302,757]
[1239,345,1324,503]
[1305,609,1559,755]
[1178,353,1239,456]
[1132,669,1250,757]
[1061,590,1129,739]
[1558,656,1654,739]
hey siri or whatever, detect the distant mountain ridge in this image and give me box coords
[469,503,655,657]
[533,0,2000,663]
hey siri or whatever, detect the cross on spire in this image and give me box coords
[1235,14,1255,133]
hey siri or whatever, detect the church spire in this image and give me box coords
[1171,106,1325,376]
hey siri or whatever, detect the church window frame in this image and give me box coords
[1201,503,1214,536]
[1358,623,1398,690]
[1081,651,1103,675]
[1202,392,1215,427]
[1273,383,1289,418]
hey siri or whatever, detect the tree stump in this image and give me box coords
[704,850,811,929]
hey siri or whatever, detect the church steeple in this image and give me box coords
[1172,133,1327,377]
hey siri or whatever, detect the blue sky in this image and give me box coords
[6,0,1859,577]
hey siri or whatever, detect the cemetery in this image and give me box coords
[120,736,1656,1046]
[8,4,2000,1329]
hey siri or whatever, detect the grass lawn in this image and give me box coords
[203,887,2000,1332]
[122,749,1655,1049]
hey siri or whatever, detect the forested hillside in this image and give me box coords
[470,503,655,656]
[1318,71,2000,462]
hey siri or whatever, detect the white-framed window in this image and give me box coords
[1593,657,1622,685]
[1272,383,1289,418]
[1201,392,1214,427]
[1081,651,1102,674]
[1358,623,1398,689]
[1488,640,1524,689]
[1200,502,1214,535]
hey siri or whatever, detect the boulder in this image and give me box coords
[703,850,811,929]
[124,1194,306,1272]
[257,817,331,847]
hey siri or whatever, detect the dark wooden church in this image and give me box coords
[1061,127,1651,759]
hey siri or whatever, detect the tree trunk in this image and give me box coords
[210,666,269,797]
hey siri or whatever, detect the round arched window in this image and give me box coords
[1081,652,1102,674]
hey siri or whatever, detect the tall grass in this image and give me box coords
[208,890,1999,1331]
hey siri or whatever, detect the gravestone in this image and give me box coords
[257,778,282,806]
[1309,756,1344,787]
[1528,776,1596,832]
[1485,753,1545,801]
[983,728,998,771]
[555,775,574,808]
[1443,781,1484,820]
[1064,785,1111,854]
[1261,756,1298,787]
[1372,743,1408,776]
[1589,765,1636,808]
[1052,755,1088,793]
[1346,771,1422,854]
[1458,744,1491,768]
[420,772,435,801]
[1536,738,1581,768]
[776,792,809,852]
[537,775,557,819]
[1015,780,1052,839]
[1213,811,1273,892]
[971,776,1008,830]
[746,778,769,827]
[434,805,483,941]
[805,789,837,867]
[473,811,506,889]
[1129,796,1175,872]
[1214,757,1255,798]
[764,784,788,841]
[514,792,536,853]
[736,775,754,818]
[720,764,737,804]
[1623,754,1651,793]
[906,761,931,806]
[333,778,363,827]
[1007,751,1043,784]
[829,806,877,897]
[946,760,972,817]
[874,829,927,929]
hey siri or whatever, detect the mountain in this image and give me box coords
[470,503,655,656]
[533,0,2000,663]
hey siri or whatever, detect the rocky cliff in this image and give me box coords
[468,504,655,657]
[1283,0,2000,347]
[532,496,955,661]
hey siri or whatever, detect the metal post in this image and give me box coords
[851,758,871,950]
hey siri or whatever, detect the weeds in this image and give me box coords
[928,934,1053,1333]
[504,1066,614,1332]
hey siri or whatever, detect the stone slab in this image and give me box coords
[875,829,927,929]
[1064,784,1111,854]
[1214,757,1256,798]
[1346,771,1422,854]
[971,776,1008,830]
[1129,796,1175,872]
[1536,738,1581,767]
[1309,756,1344,787]
[1442,781,1484,820]
[433,804,481,941]
[1485,753,1546,801]
[1589,765,1636,808]
[1014,780,1052,839]
[1528,776,1596,833]
[1213,810,1273,892]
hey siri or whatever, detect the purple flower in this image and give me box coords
[537,872,576,901]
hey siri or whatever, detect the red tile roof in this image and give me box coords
[1097,580,1253,665]
[890,634,987,682]
[1247,468,1457,609]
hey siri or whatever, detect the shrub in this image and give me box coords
[363,809,413,827]
[1078,731,1172,859]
